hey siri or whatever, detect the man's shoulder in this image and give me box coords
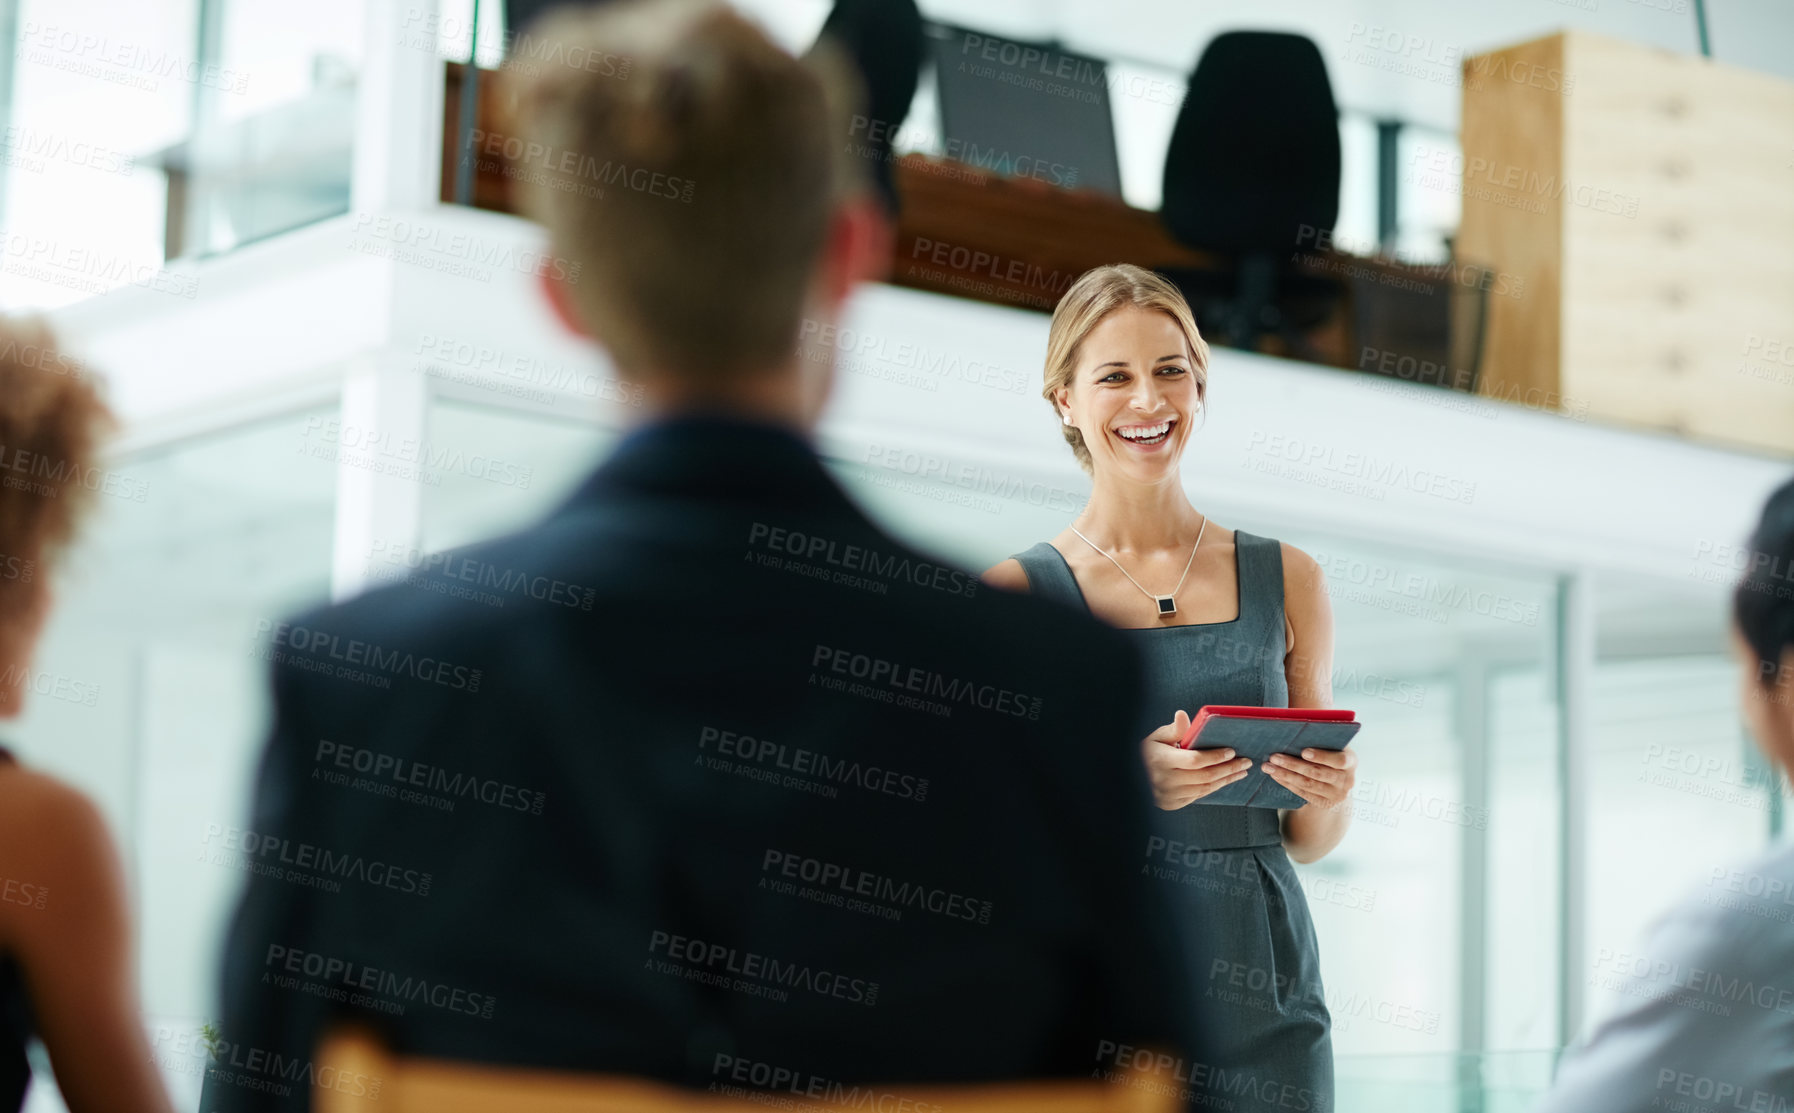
[297,518,595,637]
[1540,845,1794,1113]
[262,525,575,715]
[849,528,1136,671]
[967,566,1134,660]
[271,503,1140,717]
[1612,842,1794,1015]
[734,501,1133,660]
[1660,841,1794,955]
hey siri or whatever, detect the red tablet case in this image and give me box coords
[1179,705,1357,749]
[1176,705,1360,809]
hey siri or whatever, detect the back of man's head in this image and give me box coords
[505,0,857,386]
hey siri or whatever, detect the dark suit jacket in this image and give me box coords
[217,415,1198,1109]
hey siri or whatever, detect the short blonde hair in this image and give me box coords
[502,0,862,385]
[1042,264,1210,474]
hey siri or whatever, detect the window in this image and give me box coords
[1,0,197,307]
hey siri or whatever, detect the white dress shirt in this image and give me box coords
[1535,840,1794,1113]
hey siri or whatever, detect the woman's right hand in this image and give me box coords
[1140,709,1254,810]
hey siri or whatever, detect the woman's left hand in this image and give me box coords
[1264,747,1357,809]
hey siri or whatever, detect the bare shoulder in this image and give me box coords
[981,557,1030,592]
[0,764,114,885]
[1278,541,1332,626]
[1279,541,1325,591]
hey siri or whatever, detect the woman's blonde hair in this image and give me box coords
[1042,264,1210,474]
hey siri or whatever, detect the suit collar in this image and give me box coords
[571,412,856,512]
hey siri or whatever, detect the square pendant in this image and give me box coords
[1155,595,1177,616]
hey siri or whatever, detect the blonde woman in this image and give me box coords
[985,264,1355,1111]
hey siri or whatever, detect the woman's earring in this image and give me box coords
[1061,411,1073,425]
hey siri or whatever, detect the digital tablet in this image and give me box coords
[1177,705,1359,809]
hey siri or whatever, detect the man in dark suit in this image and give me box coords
[217,1,1199,1106]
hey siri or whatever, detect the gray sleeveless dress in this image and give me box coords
[1012,532,1334,1113]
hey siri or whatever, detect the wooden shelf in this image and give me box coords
[1459,31,1794,454]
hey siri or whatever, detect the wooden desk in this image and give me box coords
[882,154,1217,312]
[881,154,1489,378]
[443,63,1475,380]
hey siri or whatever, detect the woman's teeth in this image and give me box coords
[1117,421,1172,446]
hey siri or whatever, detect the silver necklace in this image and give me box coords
[1069,515,1207,617]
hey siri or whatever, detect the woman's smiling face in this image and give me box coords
[1055,305,1202,483]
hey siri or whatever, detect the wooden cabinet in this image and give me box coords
[1458,31,1794,454]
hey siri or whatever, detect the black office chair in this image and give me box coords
[811,0,926,217]
[1159,32,1343,353]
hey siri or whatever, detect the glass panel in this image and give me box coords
[2,0,198,308]
[1335,113,1381,253]
[1582,655,1773,1037]
[895,61,946,158]
[1258,539,1560,1112]
[1395,128,1460,264]
[209,1,362,124]
[179,0,363,256]
[435,0,510,67]
[1306,689,1460,1051]
[1286,541,1558,1097]
[1489,668,1560,1052]
[1571,563,1779,1062]
[1,0,363,286]
[6,409,336,1109]
[1108,60,1185,212]
[1339,1050,1555,1112]
[1578,568,1775,1042]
